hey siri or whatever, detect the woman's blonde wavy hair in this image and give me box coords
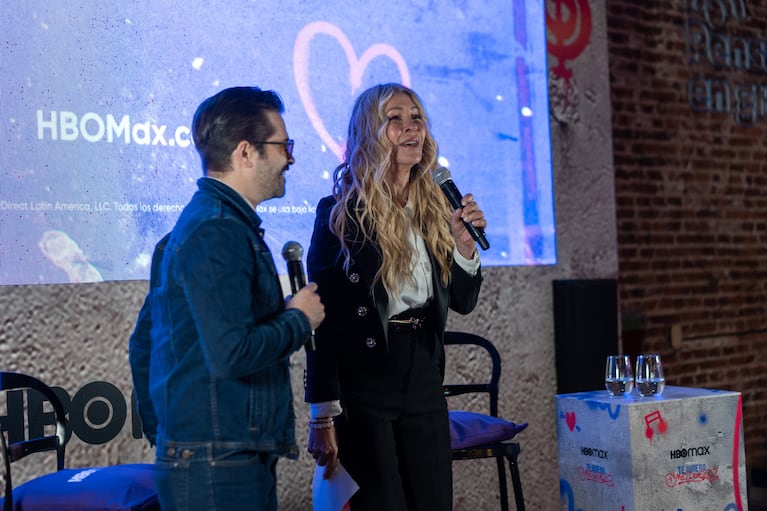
[329,83,454,297]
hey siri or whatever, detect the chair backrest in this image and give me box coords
[1,372,68,510]
[443,331,502,417]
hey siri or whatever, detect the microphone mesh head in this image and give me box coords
[432,166,451,186]
[281,241,303,262]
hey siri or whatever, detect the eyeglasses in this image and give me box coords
[253,139,294,158]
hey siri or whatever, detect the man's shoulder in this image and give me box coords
[169,202,254,255]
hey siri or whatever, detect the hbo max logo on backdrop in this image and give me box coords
[1,381,141,445]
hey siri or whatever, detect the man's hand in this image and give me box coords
[286,282,325,330]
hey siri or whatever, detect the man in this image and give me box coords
[129,86,325,511]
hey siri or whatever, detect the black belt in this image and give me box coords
[388,307,430,331]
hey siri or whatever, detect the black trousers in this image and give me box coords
[338,315,452,511]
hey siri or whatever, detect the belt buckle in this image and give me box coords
[409,317,423,330]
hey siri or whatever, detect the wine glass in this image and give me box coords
[635,354,665,396]
[605,355,634,396]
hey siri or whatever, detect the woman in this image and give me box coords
[305,83,485,511]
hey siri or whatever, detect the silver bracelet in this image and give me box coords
[308,417,335,430]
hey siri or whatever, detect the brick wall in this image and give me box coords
[607,0,767,472]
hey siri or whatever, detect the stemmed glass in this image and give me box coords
[605,355,634,396]
[635,354,665,396]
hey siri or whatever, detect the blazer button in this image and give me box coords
[356,306,368,317]
[365,337,377,348]
[348,272,360,284]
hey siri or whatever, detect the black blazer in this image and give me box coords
[305,195,482,407]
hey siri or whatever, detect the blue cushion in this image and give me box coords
[0,463,159,511]
[448,410,528,449]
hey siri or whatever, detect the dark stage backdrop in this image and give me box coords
[0,1,554,285]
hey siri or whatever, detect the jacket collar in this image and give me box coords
[197,177,263,231]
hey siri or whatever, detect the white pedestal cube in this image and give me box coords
[556,386,747,511]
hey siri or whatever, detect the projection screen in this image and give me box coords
[0,1,555,285]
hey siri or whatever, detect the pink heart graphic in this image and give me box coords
[565,411,576,432]
[293,21,411,162]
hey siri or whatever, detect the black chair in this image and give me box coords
[0,371,159,511]
[443,331,527,511]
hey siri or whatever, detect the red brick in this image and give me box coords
[608,0,767,472]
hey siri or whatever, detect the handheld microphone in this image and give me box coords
[281,241,315,351]
[282,241,307,294]
[432,166,490,251]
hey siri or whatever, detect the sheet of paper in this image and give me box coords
[312,461,359,511]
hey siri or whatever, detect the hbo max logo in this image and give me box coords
[0,381,141,445]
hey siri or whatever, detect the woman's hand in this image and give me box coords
[307,423,339,480]
[450,193,486,259]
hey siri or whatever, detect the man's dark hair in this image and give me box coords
[191,86,285,173]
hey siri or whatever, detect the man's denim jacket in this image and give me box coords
[129,177,311,458]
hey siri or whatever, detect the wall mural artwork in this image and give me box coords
[547,0,593,86]
[546,0,593,119]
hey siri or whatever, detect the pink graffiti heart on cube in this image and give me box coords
[565,411,576,432]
